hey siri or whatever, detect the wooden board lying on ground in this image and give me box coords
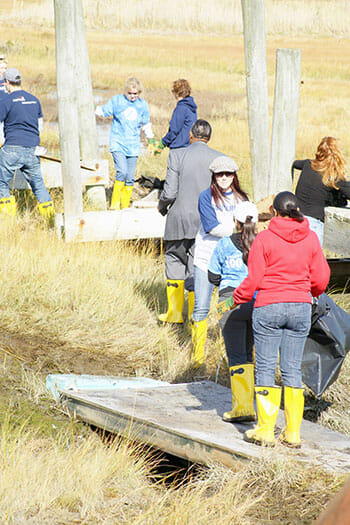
[60,380,350,473]
[56,208,166,242]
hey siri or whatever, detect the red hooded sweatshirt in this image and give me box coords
[233,216,330,308]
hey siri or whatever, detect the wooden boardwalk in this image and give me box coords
[57,379,350,473]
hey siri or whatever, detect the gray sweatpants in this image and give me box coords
[164,239,195,291]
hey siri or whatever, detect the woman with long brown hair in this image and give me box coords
[208,201,258,423]
[293,136,350,244]
[191,155,248,367]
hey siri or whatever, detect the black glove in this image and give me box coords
[158,198,175,216]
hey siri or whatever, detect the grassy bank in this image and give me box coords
[0,0,349,522]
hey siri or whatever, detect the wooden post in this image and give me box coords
[54,0,83,216]
[241,0,270,202]
[269,49,301,194]
[74,0,107,210]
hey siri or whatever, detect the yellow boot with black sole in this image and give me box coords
[0,195,16,216]
[191,318,207,368]
[223,363,256,423]
[279,386,304,449]
[244,386,281,446]
[158,280,185,324]
[110,180,124,210]
[120,185,133,209]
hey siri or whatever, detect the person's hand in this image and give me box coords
[147,138,156,155]
[158,200,169,216]
[217,296,237,319]
[153,140,165,156]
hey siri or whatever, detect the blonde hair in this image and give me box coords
[311,137,346,189]
[124,77,143,98]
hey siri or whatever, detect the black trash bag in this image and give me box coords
[135,175,164,191]
[301,293,350,397]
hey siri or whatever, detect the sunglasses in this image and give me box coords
[215,172,234,178]
[128,91,138,95]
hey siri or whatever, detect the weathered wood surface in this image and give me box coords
[323,207,350,257]
[9,159,109,190]
[54,0,83,215]
[60,381,350,473]
[241,0,270,201]
[269,48,301,195]
[56,207,166,242]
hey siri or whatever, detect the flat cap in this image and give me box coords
[209,155,238,174]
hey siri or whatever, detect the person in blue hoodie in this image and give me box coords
[156,79,197,152]
[208,200,258,424]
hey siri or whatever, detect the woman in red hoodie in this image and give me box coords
[233,191,330,448]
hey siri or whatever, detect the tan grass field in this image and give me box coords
[0,0,350,523]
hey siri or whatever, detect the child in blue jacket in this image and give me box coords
[208,200,258,423]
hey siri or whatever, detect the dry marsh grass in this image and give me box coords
[2,0,350,37]
[0,1,349,523]
[0,406,344,524]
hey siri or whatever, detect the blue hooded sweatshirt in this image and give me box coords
[162,96,197,149]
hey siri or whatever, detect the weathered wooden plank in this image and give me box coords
[9,159,109,190]
[323,207,350,257]
[60,381,350,473]
[57,207,166,242]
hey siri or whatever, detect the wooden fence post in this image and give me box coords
[241,0,270,202]
[269,48,301,194]
[53,0,83,216]
[74,0,107,210]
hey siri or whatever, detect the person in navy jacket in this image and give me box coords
[159,79,197,151]
[0,68,53,218]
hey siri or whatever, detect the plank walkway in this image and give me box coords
[58,380,350,473]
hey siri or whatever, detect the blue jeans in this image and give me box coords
[111,151,138,186]
[0,145,52,203]
[305,215,324,245]
[253,302,311,388]
[192,265,214,322]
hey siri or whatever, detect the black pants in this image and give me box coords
[218,288,255,367]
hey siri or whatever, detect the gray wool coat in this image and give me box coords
[159,141,222,240]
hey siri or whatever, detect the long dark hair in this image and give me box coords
[210,172,248,209]
[273,191,304,222]
[236,217,257,264]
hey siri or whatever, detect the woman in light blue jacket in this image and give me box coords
[208,200,258,423]
[95,77,154,209]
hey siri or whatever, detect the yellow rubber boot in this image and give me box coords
[223,363,256,423]
[280,386,304,449]
[187,291,195,322]
[191,318,207,368]
[244,386,281,446]
[120,185,133,209]
[158,280,185,324]
[0,196,16,216]
[38,201,54,219]
[110,180,124,210]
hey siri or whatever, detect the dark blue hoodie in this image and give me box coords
[162,96,197,149]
